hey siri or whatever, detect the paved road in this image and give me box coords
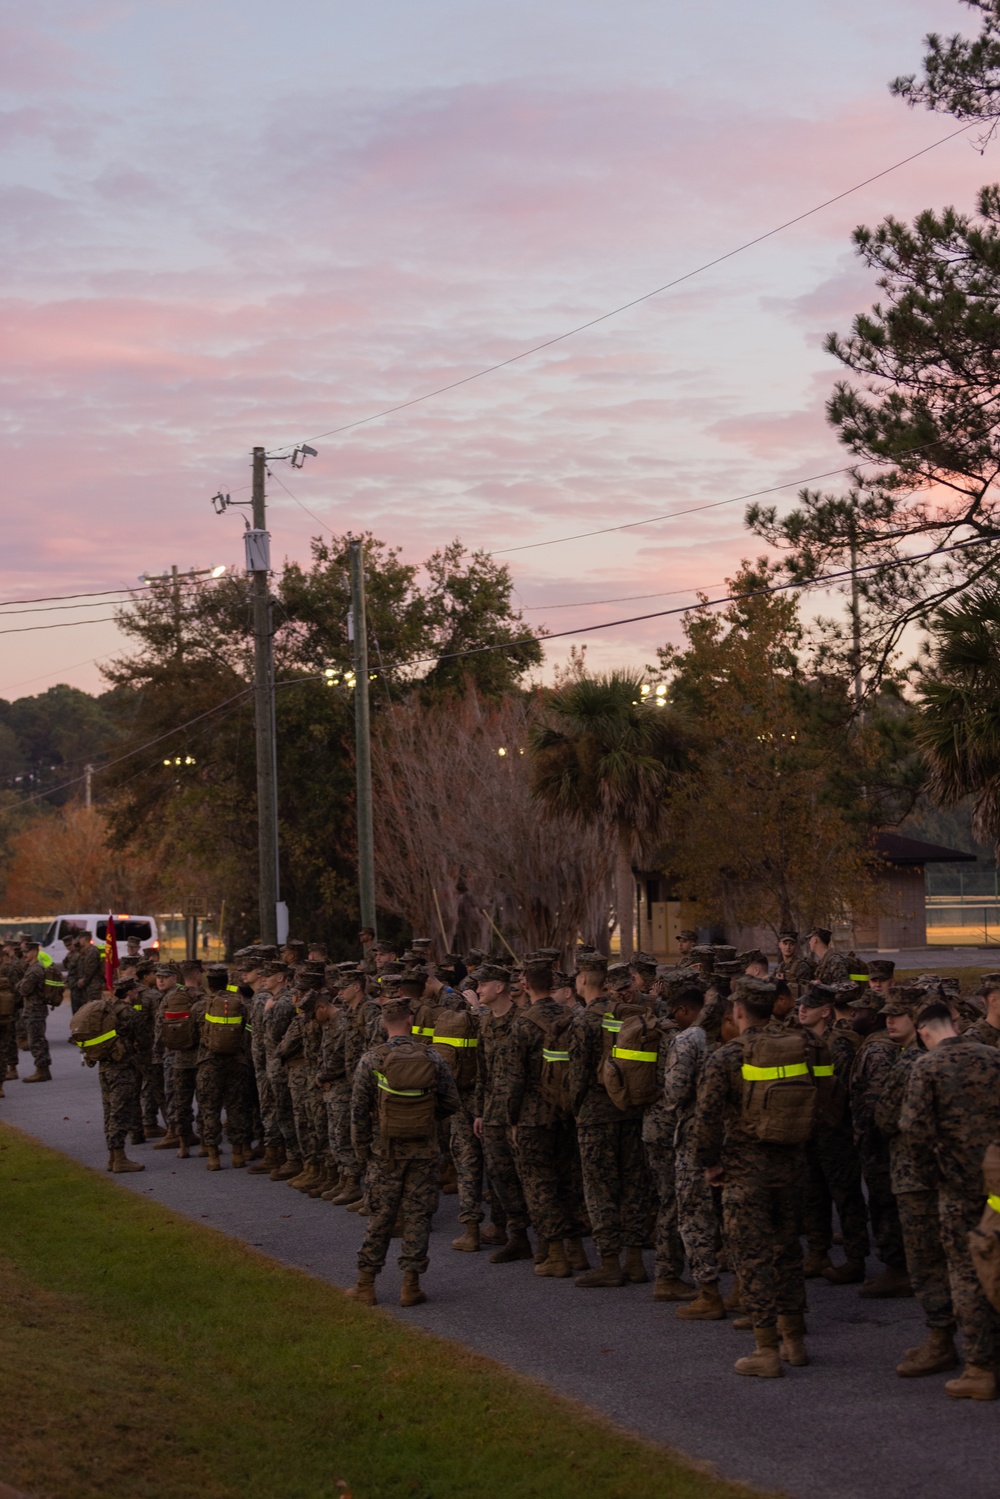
[5,1004,1000,1499]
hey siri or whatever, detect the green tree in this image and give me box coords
[528,671,687,959]
[892,1,1000,122]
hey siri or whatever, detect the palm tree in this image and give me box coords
[918,583,1000,848]
[528,671,687,959]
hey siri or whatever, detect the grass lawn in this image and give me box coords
[0,1124,766,1499]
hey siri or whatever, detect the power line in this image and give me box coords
[268,120,976,458]
[0,578,216,610]
[0,616,121,637]
[522,583,724,611]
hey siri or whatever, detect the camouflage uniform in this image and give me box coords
[75,944,104,1006]
[280,1011,320,1165]
[17,959,52,1070]
[900,1036,1000,1367]
[965,1017,1000,1049]
[849,1030,908,1273]
[642,1015,686,1281]
[338,992,384,1175]
[154,983,200,1139]
[434,998,483,1227]
[352,1036,460,1273]
[772,955,813,1001]
[1,958,20,1078]
[131,983,166,1131]
[813,947,851,985]
[476,1003,530,1232]
[317,1002,351,1174]
[661,1023,722,1284]
[875,1042,953,1330]
[568,995,649,1258]
[263,988,299,1158]
[249,986,279,1148]
[694,1020,811,1329]
[802,1026,870,1266]
[64,946,83,1014]
[506,998,588,1244]
[191,993,252,1149]
[92,1000,142,1151]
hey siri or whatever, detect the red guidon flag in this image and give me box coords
[104,914,119,991]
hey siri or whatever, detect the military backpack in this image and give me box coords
[203,993,244,1055]
[602,1010,662,1110]
[70,996,122,1064]
[0,966,15,1021]
[970,1141,1000,1314]
[160,998,197,1052]
[374,1040,438,1143]
[431,1006,479,1090]
[740,1028,818,1145]
[522,1006,575,1118]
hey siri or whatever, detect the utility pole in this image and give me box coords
[848,524,863,711]
[248,447,281,945]
[349,538,376,933]
[84,763,93,809]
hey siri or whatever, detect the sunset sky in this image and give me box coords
[1,0,993,698]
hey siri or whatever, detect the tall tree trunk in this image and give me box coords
[615,835,635,961]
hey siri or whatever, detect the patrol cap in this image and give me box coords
[574,951,608,974]
[551,969,574,990]
[334,964,365,988]
[739,949,768,969]
[867,960,895,981]
[473,963,511,984]
[677,929,697,941]
[607,962,633,991]
[293,968,325,991]
[778,930,798,942]
[799,981,837,1009]
[464,949,488,966]
[881,984,925,1016]
[373,939,399,955]
[805,927,832,944]
[153,961,179,977]
[296,990,321,1015]
[114,977,137,997]
[732,977,776,1002]
[411,937,432,948]
[257,960,289,978]
[630,951,657,973]
[712,960,744,979]
[396,968,428,991]
[666,982,704,1012]
[381,997,413,1022]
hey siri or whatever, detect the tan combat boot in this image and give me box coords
[145,1124,167,1138]
[860,1266,913,1298]
[802,1247,833,1278]
[307,1165,334,1197]
[248,1145,282,1176]
[451,1224,481,1252]
[565,1237,590,1273]
[345,1269,378,1306]
[945,1363,998,1400]
[480,1222,506,1247]
[321,1172,344,1202]
[153,1129,180,1150]
[4,1066,16,1081]
[777,1312,809,1367]
[22,1067,52,1083]
[490,1229,533,1264]
[896,1325,959,1378]
[289,1163,317,1190]
[400,1270,427,1307]
[675,1281,726,1321]
[653,1275,697,1302]
[331,1174,363,1205]
[734,1326,783,1378]
[206,1146,222,1171]
[272,1156,304,1182]
[111,1148,145,1174]
[623,1247,649,1284]
[575,1253,626,1288]
[723,1276,743,1311]
[822,1259,865,1286]
[231,1144,248,1169]
[177,1139,190,1159]
[534,1239,572,1278]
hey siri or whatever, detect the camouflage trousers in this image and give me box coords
[23,998,50,1071]
[516,1121,588,1244]
[859,1140,906,1271]
[324,1080,353,1172]
[675,1131,722,1285]
[266,1055,298,1157]
[644,1136,685,1279]
[481,1122,529,1232]
[577,1118,648,1257]
[286,1062,325,1165]
[252,1032,278,1147]
[0,1020,16,1076]
[721,1164,806,1329]
[451,1093,484,1226]
[897,1188,953,1330]
[196,1056,251,1148]
[803,1128,870,1264]
[133,1053,166,1130]
[168,1061,198,1140]
[99,1056,141,1150]
[939,1192,1000,1367]
[357,1153,440,1274]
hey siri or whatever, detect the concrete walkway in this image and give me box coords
[4,1003,1000,1499]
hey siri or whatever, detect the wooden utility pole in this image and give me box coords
[349,538,376,933]
[249,448,280,944]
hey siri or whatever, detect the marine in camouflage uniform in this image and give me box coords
[849,1019,911,1295]
[261,965,300,1165]
[317,978,349,1185]
[191,967,251,1162]
[0,948,19,1091]
[642,995,688,1295]
[79,982,144,1170]
[694,979,817,1373]
[873,986,956,1376]
[17,943,52,1079]
[568,957,649,1285]
[661,985,725,1308]
[772,931,813,1001]
[154,965,201,1145]
[63,937,82,1015]
[333,965,385,1197]
[430,979,484,1245]
[348,999,460,1302]
[127,967,166,1137]
[474,963,532,1257]
[74,937,104,1009]
[900,1000,1000,1396]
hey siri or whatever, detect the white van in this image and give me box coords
[40,914,160,965]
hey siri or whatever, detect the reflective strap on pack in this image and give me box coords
[226,984,239,993]
[989,1195,1000,1215]
[79,1028,117,1048]
[39,951,54,967]
[44,978,64,988]
[204,1013,242,1025]
[741,1062,809,1082]
[132,1004,143,1010]
[611,1046,657,1063]
[374,1069,427,1097]
[411,1025,435,1037]
[850,974,869,983]
[164,1011,190,1020]
[812,1063,835,1077]
[432,1035,478,1048]
[601,1013,622,1033]
[542,1048,569,1063]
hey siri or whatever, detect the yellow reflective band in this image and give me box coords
[44,978,64,987]
[813,1063,835,1077]
[411,1025,435,1037]
[39,951,54,967]
[432,1035,478,1048]
[132,1003,143,1010]
[850,974,869,983]
[204,1013,242,1025]
[601,1014,622,1032]
[79,1028,117,1048]
[611,1047,657,1063]
[542,1048,569,1063]
[989,1195,1000,1215]
[226,984,239,993]
[374,1070,426,1097]
[741,1062,809,1082]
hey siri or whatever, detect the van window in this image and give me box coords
[58,920,86,940]
[97,920,152,943]
[41,922,57,946]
